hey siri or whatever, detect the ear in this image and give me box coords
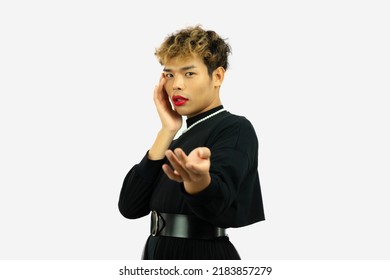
[212,67,225,87]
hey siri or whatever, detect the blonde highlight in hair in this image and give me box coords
[155,25,232,76]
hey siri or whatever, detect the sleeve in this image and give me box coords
[181,117,260,228]
[118,151,165,219]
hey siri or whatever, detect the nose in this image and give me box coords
[172,76,184,90]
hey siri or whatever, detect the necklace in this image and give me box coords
[182,108,226,134]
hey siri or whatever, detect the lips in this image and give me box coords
[172,95,188,106]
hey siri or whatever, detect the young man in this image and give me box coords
[118,26,265,259]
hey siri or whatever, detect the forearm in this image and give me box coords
[119,153,165,218]
[119,167,154,219]
[148,129,177,160]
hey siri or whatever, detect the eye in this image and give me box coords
[164,73,173,78]
[185,72,195,77]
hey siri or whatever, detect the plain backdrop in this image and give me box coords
[1,0,389,260]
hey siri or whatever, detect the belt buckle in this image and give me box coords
[151,210,159,236]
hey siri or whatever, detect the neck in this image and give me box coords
[182,106,226,134]
[186,99,222,119]
[185,105,224,127]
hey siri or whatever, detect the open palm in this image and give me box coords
[163,147,211,195]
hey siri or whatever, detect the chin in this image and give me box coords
[175,107,194,117]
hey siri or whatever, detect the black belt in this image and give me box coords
[150,211,226,239]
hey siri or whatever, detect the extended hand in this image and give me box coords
[163,147,211,195]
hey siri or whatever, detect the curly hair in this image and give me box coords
[155,25,232,76]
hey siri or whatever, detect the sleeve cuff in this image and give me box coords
[180,175,220,205]
[135,151,165,180]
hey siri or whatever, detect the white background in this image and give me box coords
[1,0,389,260]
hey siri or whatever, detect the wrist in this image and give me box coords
[159,127,180,137]
[184,174,211,195]
[148,129,177,160]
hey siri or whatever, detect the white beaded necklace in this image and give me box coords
[182,108,226,134]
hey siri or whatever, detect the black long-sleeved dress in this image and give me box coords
[118,105,265,259]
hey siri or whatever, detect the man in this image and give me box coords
[118,25,265,259]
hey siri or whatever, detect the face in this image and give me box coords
[163,55,224,118]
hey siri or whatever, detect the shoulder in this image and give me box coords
[219,112,258,137]
[208,111,259,148]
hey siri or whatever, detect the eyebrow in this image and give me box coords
[163,65,196,72]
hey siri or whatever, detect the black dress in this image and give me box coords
[118,105,265,259]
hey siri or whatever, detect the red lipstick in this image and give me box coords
[172,95,188,106]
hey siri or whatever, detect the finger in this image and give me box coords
[154,81,170,108]
[173,149,198,177]
[185,160,210,177]
[174,148,188,162]
[185,162,203,175]
[159,74,166,86]
[153,85,162,102]
[154,73,165,88]
[177,148,209,178]
[165,150,191,181]
[198,147,211,159]
[162,164,183,182]
[167,149,187,166]
[165,150,184,174]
